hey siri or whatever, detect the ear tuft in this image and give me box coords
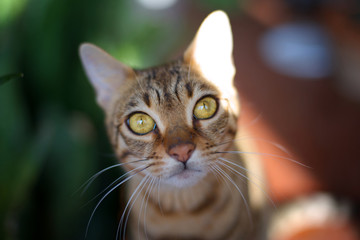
[79,43,134,111]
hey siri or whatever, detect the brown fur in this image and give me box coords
[80,11,266,240]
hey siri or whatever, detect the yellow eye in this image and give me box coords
[127,112,156,135]
[193,96,218,120]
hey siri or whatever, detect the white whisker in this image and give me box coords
[134,71,146,94]
[118,174,151,240]
[218,157,265,184]
[210,164,232,193]
[137,176,155,239]
[217,160,276,208]
[212,164,253,227]
[83,165,146,207]
[156,177,164,215]
[208,164,222,185]
[215,137,290,156]
[235,136,292,155]
[216,150,310,168]
[144,177,156,240]
[85,164,148,239]
[76,159,148,196]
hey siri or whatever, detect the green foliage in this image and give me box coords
[0,0,228,239]
[197,0,239,13]
[0,73,23,86]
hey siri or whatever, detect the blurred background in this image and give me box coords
[0,0,360,239]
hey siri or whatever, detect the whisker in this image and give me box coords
[134,71,146,94]
[83,165,146,207]
[137,176,155,238]
[212,164,253,227]
[245,112,263,128]
[212,137,253,148]
[210,164,232,193]
[76,159,149,196]
[207,164,222,185]
[143,177,156,240]
[117,174,151,240]
[218,97,237,114]
[235,136,292,155]
[218,157,265,184]
[156,177,164,215]
[215,150,310,168]
[217,160,276,208]
[214,137,290,155]
[85,164,149,239]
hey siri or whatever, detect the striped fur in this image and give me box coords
[112,59,260,240]
[80,11,266,240]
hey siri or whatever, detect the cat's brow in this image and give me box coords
[174,75,182,102]
[155,89,161,104]
[185,82,193,98]
[142,92,151,107]
[126,99,139,108]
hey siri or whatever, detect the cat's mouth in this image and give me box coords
[162,155,207,188]
[164,167,205,188]
[172,168,201,179]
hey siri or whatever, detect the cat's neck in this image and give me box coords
[151,171,220,213]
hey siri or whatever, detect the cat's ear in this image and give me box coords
[79,43,134,111]
[184,11,238,113]
[184,10,235,83]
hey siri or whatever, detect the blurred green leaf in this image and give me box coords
[0,0,28,27]
[0,0,198,239]
[0,73,23,86]
[0,121,52,215]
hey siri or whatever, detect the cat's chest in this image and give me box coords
[127,167,259,240]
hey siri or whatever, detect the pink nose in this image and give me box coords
[168,143,195,163]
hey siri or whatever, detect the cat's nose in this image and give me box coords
[168,143,195,163]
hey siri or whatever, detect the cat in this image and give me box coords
[79,11,267,240]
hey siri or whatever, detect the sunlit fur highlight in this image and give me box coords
[80,10,266,240]
[100,59,262,239]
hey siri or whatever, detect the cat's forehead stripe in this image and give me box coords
[185,82,193,98]
[127,99,138,108]
[140,61,213,93]
[155,89,161,104]
[173,74,182,102]
[123,60,219,119]
[143,92,151,107]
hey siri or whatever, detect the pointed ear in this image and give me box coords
[184,11,238,113]
[79,43,134,111]
[184,10,235,83]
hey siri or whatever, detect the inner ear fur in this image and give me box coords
[79,43,135,111]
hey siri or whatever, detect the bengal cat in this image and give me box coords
[79,11,266,240]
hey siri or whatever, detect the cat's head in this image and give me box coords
[80,11,238,188]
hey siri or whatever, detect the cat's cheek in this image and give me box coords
[117,124,160,154]
[120,124,155,141]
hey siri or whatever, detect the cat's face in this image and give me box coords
[108,60,237,188]
[80,11,238,188]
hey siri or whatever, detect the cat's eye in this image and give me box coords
[127,112,156,135]
[193,96,218,120]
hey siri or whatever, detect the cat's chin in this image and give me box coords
[163,169,207,188]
